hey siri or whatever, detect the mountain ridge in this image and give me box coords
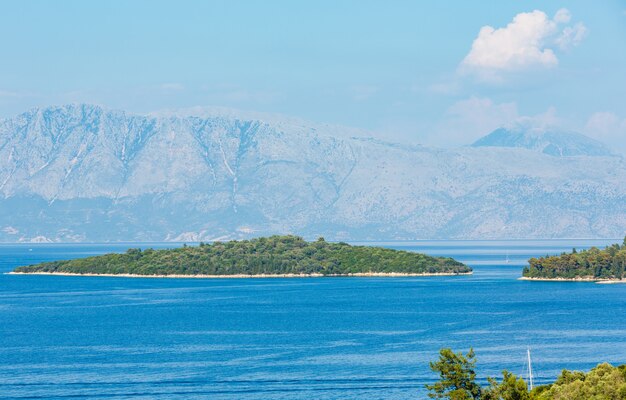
[1,104,625,242]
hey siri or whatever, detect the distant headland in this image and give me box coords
[521,236,626,283]
[10,235,471,278]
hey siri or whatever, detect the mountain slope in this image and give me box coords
[0,104,625,242]
[472,125,612,157]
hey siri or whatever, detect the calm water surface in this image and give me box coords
[1,240,625,399]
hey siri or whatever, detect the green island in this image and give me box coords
[521,236,626,282]
[427,348,626,399]
[11,235,471,277]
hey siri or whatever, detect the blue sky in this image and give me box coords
[1,0,625,148]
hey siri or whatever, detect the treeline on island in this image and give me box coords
[522,237,626,280]
[13,235,470,276]
[427,348,626,399]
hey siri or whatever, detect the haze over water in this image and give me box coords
[1,239,625,399]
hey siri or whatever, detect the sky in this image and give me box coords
[1,0,625,150]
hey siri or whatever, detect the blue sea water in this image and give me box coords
[1,239,625,399]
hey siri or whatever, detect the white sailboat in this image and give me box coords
[527,348,534,391]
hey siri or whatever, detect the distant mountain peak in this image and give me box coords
[471,125,612,157]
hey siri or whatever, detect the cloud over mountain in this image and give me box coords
[584,111,626,154]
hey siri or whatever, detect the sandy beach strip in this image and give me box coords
[6,271,472,279]
[595,279,626,284]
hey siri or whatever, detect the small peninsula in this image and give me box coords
[522,237,626,282]
[11,235,471,278]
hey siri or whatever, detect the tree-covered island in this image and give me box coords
[11,235,471,277]
[522,237,626,282]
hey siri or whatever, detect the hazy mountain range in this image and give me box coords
[0,104,624,242]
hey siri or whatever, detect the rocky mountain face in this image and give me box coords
[1,104,625,242]
[472,125,612,157]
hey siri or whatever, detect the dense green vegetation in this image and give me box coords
[427,348,482,399]
[522,237,626,280]
[13,235,470,276]
[427,348,626,399]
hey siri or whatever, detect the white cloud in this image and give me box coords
[0,89,32,99]
[460,8,587,80]
[222,89,280,104]
[427,98,573,147]
[425,97,519,145]
[554,8,571,24]
[2,226,19,235]
[556,23,588,50]
[350,85,378,101]
[447,97,518,135]
[0,90,19,98]
[513,107,561,131]
[584,112,626,153]
[428,81,460,95]
[160,83,185,91]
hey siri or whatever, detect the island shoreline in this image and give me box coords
[518,276,626,284]
[6,271,473,279]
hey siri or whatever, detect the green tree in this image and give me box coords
[523,237,626,280]
[426,348,482,400]
[534,363,626,400]
[482,371,529,400]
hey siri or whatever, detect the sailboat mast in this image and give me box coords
[527,348,534,390]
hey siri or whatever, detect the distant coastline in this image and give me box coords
[518,276,626,284]
[7,271,473,279]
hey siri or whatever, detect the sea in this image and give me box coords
[1,239,625,399]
